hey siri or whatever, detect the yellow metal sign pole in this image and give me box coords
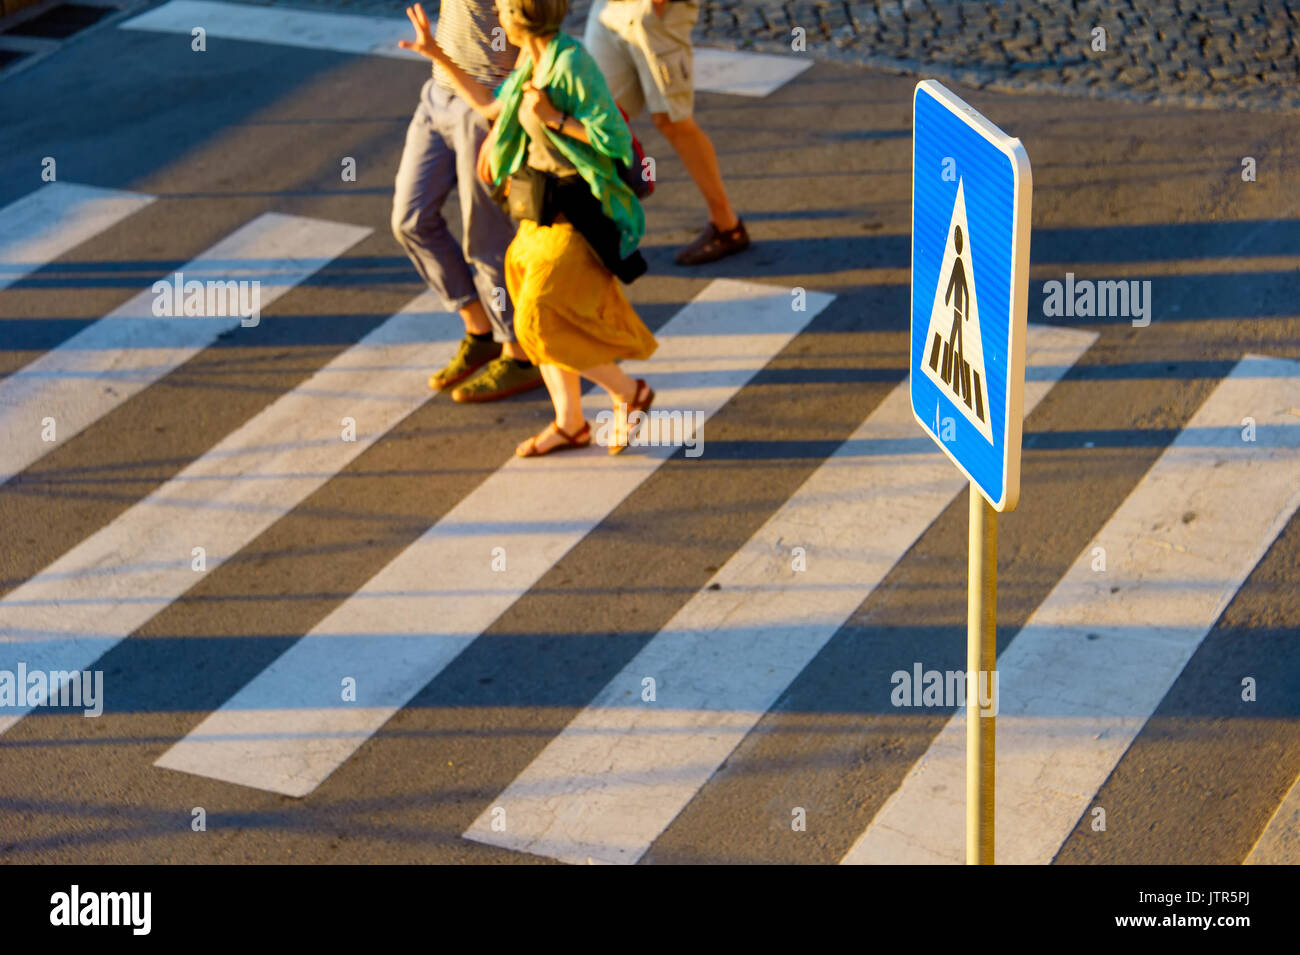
[966,481,997,865]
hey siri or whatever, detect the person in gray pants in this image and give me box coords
[394,0,543,402]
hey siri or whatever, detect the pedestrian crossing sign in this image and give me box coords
[910,80,1032,511]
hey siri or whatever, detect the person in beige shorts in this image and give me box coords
[584,0,750,265]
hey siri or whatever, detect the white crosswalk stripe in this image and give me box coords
[462,324,1096,864]
[121,0,424,60]
[692,49,813,98]
[842,354,1300,865]
[0,210,371,485]
[0,182,155,293]
[154,280,835,797]
[1246,770,1300,864]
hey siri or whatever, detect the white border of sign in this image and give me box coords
[910,79,1032,512]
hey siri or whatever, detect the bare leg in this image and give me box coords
[516,364,585,455]
[460,299,492,335]
[516,362,648,454]
[579,362,638,404]
[582,362,645,449]
[652,114,738,231]
[542,364,586,431]
[463,299,528,360]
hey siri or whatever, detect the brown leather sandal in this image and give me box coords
[516,420,592,458]
[674,218,751,266]
[609,378,655,456]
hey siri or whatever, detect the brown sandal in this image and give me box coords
[674,218,751,266]
[609,378,655,455]
[516,420,591,458]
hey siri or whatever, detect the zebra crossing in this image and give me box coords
[0,191,370,486]
[462,323,1096,864]
[2,177,1296,864]
[0,283,460,734]
[155,279,835,795]
[844,355,1300,865]
[6,0,1300,859]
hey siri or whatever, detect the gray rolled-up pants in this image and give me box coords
[391,79,517,342]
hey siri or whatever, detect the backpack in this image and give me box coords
[615,105,654,199]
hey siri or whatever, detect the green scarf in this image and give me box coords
[488,31,645,260]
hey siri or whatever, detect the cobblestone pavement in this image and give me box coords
[708,0,1300,112]
[207,0,1300,112]
[6,0,1289,111]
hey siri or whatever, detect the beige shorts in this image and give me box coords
[583,0,699,123]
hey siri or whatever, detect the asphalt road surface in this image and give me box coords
[0,0,1297,865]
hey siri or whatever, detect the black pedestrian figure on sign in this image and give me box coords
[928,225,981,420]
[943,226,971,405]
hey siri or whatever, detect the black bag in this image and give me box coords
[495,164,646,283]
[551,177,647,284]
[502,165,552,222]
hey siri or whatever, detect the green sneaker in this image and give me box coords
[451,356,544,403]
[429,336,501,391]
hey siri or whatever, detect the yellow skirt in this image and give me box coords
[506,219,657,373]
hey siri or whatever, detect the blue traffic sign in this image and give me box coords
[910,80,1032,512]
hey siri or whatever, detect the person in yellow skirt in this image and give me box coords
[402,0,657,457]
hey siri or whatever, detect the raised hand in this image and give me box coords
[398,4,444,62]
[520,81,562,131]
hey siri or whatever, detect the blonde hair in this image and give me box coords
[501,0,568,36]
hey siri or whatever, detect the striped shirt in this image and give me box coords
[432,0,518,95]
